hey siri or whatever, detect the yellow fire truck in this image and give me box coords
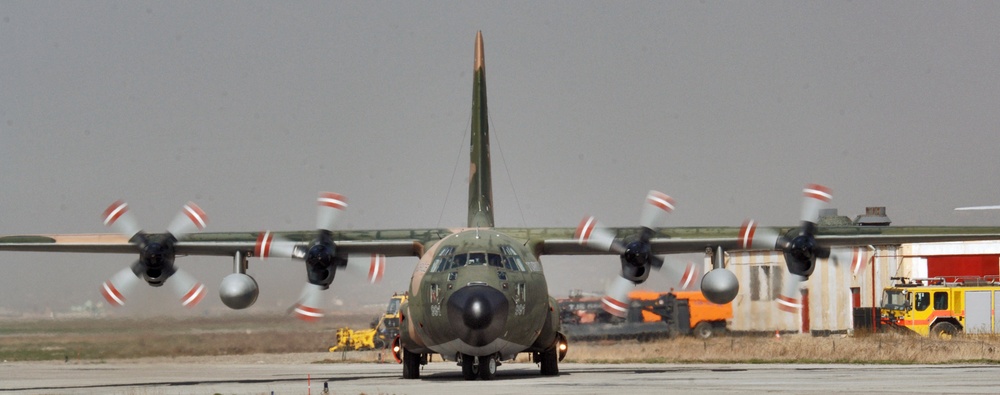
[880,277,1000,338]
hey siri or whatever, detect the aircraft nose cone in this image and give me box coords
[463,293,494,329]
[447,285,508,346]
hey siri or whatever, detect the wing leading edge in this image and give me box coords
[6,226,1000,258]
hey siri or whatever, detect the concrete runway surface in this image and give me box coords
[3,359,1000,394]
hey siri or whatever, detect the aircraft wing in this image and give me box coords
[7,226,1000,258]
[0,230,434,258]
[526,226,1000,256]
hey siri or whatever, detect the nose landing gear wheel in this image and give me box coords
[461,354,479,380]
[478,355,497,380]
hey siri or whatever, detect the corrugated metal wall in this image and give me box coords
[851,245,904,309]
[728,250,802,332]
[728,245,903,333]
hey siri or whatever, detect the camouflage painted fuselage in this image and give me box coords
[400,229,559,361]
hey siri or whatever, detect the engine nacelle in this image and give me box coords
[700,268,739,304]
[303,243,343,289]
[619,238,653,284]
[129,258,176,287]
[219,273,259,309]
[784,254,816,280]
[783,233,819,279]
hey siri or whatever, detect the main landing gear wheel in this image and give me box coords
[402,348,421,379]
[461,353,478,380]
[478,355,497,380]
[539,348,559,376]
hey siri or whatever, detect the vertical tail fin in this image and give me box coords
[467,31,494,228]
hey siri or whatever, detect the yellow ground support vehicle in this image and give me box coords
[881,277,1000,338]
[330,327,378,352]
[330,293,407,352]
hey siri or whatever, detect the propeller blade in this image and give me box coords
[341,253,387,284]
[680,261,698,290]
[601,275,635,318]
[830,246,871,275]
[738,219,783,250]
[100,264,142,307]
[777,272,806,313]
[168,268,207,308]
[102,200,141,240]
[661,258,700,291]
[293,283,326,322]
[316,192,348,232]
[574,216,624,253]
[166,202,208,239]
[638,191,675,229]
[254,231,300,260]
[800,184,832,224]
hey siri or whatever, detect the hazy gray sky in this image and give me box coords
[3,1,1000,314]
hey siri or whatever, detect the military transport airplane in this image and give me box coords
[4,32,1000,380]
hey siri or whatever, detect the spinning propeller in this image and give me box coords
[254,192,386,322]
[738,184,869,313]
[575,191,697,317]
[99,200,208,308]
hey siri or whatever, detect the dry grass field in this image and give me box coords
[0,312,371,361]
[566,333,1000,364]
[3,314,1000,364]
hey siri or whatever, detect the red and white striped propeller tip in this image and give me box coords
[102,200,128,227]
[777,274,805,313]
[255,231,272,258]
[316,192,347,231]
[679,262,698,290]
[167,201,208,238]
[102,200,141,239]
[295,303,324,322]
[294,283,326,322]
[254,231,298,260]
[601,275,634,318]
[574,216,621,253]
[800,184,832,224]
[363,254,386,284]
[738,219,781,250]
[181,202,208,230]
[101,279,127,307]
[803,184,832,202]
[639,191,675,229]
[168,269,207,308]
[179,282,206,307]
[100,266,141,307]
[850,248,867,275]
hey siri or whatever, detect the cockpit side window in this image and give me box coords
[499,245,527,272]
[429,246,456,273]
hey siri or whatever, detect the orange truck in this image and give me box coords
[628,290,733,339]
[560,290,733,340]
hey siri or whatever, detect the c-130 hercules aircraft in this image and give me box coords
[4,31,1000,380]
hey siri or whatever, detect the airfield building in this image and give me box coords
[723,207,1000,335]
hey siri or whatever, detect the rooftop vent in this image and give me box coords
[854,206,891,226]
[818,208,853,226]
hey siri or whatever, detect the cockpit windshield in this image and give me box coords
[428,245,528,272]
